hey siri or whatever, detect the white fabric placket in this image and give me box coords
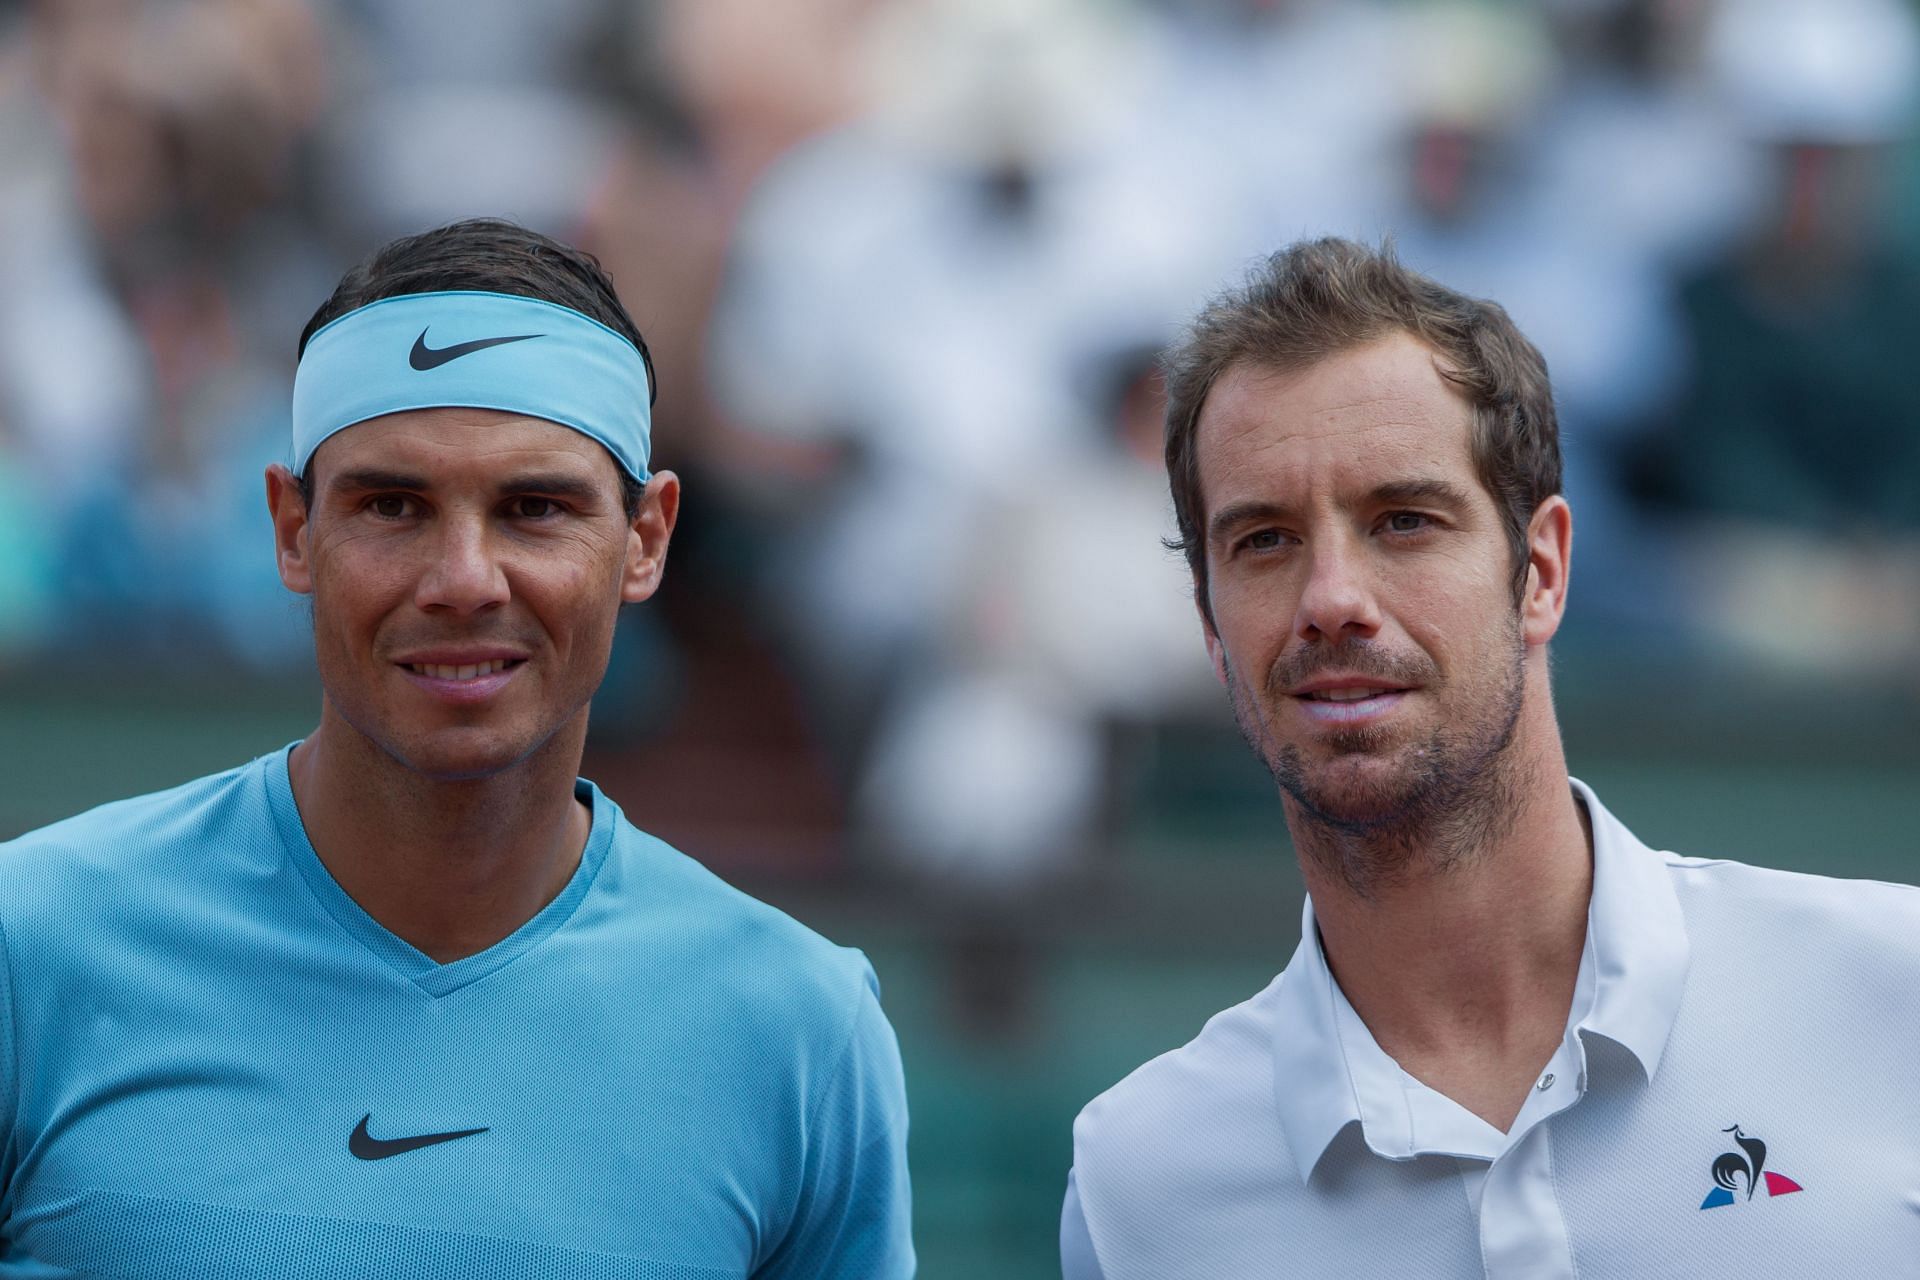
[1478,1116,1579,1278]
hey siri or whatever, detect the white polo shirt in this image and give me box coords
[1063,780,1920,1278]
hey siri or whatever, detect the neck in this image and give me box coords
[286,707,592,963]
[1291,703,1593,1131]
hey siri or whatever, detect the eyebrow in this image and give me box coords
[1206,478,1474,545]
[492,473,606,502]
[327,468,606,502]
[328,467,428,497]
[1371,478,1475,510]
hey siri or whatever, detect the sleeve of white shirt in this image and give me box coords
[1060,1169,1107,1280]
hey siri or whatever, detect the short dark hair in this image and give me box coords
[296,218,654,518]
[1163,237,1561,626]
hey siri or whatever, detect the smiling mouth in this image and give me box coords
[1291,686,1414,726]
[1298,687,1407,703]
[402,659,523,681]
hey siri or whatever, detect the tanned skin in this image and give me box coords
[266,408,678,962]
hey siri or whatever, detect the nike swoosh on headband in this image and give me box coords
[409,329,544,371]
[294,291,651,483]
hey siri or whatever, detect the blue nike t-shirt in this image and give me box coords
[0,747,913,1277]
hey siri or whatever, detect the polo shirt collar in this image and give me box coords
[1270,778,1691,1185]
[1568,777,1690,1080]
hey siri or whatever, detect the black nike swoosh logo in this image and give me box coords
[349,1112,489,1160]
[408,329,543,370]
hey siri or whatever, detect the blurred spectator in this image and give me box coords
[710,0,1242,890]
[1533,0,1761,275]
[1,1,149,501]
[1147,0,1407,251]
[9,0,330,665]
[1,0,1918,1263]
[1664,0,1920,530]
[0,12,63,656]
[1381,3,1697,632]
[581,0,889,471]
[856,352,1216,888]
[578,0,893,756]
[0,0,1913,891]
[1648,0,1920,676]
[319,0,619,242]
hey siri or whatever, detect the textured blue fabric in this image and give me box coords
[0,749,912,1277]
[293,291,653,483]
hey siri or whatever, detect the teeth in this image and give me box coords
[410,660,513,680]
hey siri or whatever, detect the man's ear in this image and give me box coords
[1520,494,1572,648]
[265,464,314,595]
[622,471,681,604]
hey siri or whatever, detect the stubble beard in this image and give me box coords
[309,605,584,787]
[1227,617,1531,899]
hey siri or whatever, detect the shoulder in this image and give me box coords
[1662,850,1920,949]
[593,809,883,1041]
[0,757,270,921]
[1073,973,1286,1184]
[1069,975,1298,1278]
[588,814,903,1155]
[1659,850,1920,1024]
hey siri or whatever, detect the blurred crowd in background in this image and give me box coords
[5,2,1918,1271]
[3,0,1919,892]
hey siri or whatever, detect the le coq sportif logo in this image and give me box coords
[1699,1124,1803,1210]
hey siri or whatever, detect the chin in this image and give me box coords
[1271,742,1441,831]
[383,727,543,783]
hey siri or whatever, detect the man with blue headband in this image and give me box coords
[0,219,915,1275]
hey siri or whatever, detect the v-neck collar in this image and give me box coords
[264,743,615,997]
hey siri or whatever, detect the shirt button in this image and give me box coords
[1536,1072,1556,1091]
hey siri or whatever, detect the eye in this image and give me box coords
[511,496,562,520]
[1242,529,1285,553]
[1382,511,1431,535]
[368,494,413,519]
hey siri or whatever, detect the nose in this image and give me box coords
[413,515,510,615]
[1293,533,1382,644]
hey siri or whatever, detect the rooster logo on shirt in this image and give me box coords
[1699,1125,1803,1209]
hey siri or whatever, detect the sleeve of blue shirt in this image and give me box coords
[1,914,16,1221]
[755,967,915,1279]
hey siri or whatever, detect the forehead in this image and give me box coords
[311,408,622,489]
[1195,332,1481,513]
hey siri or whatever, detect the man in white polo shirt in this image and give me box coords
[1061,238,1920,1277]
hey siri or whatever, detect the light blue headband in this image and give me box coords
[291,290,652,483]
